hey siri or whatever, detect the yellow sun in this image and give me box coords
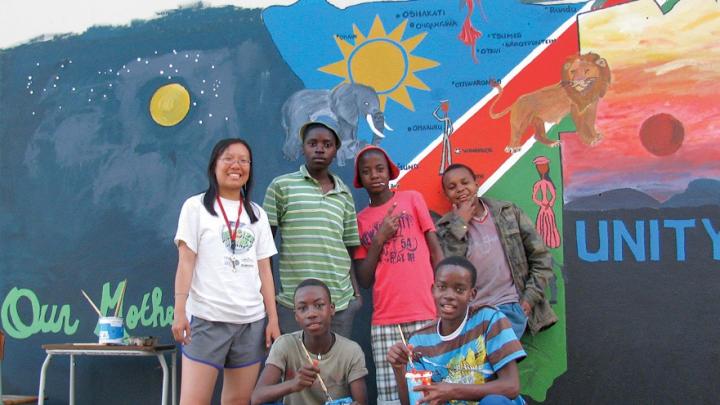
[149,83,190,127]
[319,15,439,111]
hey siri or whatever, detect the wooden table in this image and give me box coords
[38,343,176,405]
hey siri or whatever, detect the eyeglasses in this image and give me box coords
[219,157,252,166]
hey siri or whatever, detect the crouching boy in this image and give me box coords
[252,279,368,405]
[387,256,526,405]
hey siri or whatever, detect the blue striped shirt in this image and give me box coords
[408,306,526,404]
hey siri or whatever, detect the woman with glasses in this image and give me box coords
[172,138,280,404]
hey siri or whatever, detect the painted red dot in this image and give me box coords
[639,113,684,156]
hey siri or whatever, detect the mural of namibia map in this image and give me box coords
[2,0,718,403]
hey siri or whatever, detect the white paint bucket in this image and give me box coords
[98,316,124,344]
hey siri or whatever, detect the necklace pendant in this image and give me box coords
[230,241,236,253]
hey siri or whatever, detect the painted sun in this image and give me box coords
[319,15,439,111]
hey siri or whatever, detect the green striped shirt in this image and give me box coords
[263,165,360,310]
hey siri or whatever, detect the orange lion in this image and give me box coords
[489,52,611,153]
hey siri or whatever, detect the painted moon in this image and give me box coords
[639,113,684,156]
[149,83,191,127]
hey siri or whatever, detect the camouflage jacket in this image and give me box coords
[436,197,557,335]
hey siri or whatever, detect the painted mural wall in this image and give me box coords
[0,0,717,403]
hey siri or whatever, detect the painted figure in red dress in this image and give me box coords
[531,156,561,248]
[458,0,487,63]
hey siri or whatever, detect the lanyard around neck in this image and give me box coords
[216,195,243,254]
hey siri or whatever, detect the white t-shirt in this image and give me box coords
[174,194,277,324]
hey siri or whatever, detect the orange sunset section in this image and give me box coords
[565,0,720,201]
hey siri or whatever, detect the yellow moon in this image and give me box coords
[149,83,191,126]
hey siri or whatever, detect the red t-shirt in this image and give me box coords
[355,191,437,325]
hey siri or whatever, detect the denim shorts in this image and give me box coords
[497,302,528,340]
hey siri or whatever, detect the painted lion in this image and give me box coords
[489,52,611,153]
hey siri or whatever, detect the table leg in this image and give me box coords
[171,351,177,405]
[38,353,53,405]
[69,354,76,404]
[157,353,169,405]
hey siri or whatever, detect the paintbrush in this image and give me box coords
[298,338,333,402]
[114,279,127,317]
[397,325,414,368]
[81,289,103,317]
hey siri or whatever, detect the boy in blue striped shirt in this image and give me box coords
[387,256,526,405]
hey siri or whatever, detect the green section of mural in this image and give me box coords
[483,117,573,401]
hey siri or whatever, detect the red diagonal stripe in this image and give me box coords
[397,20,581,214]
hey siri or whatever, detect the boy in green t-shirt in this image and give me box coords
[252,278,368,405]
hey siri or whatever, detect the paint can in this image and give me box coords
[405,370,432,405]
[324,397,353,405]
[98,316,124,344]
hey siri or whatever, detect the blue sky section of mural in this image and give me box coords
[263,0,585,166]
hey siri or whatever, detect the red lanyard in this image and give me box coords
[216,195,243,254]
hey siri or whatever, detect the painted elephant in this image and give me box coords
[281,83,391,165]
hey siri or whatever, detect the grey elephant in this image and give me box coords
[281,83,391,165]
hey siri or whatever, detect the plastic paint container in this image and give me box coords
[406,370,432,405]
[98,316,124,344]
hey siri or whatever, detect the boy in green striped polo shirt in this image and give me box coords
[263,116,363,338]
